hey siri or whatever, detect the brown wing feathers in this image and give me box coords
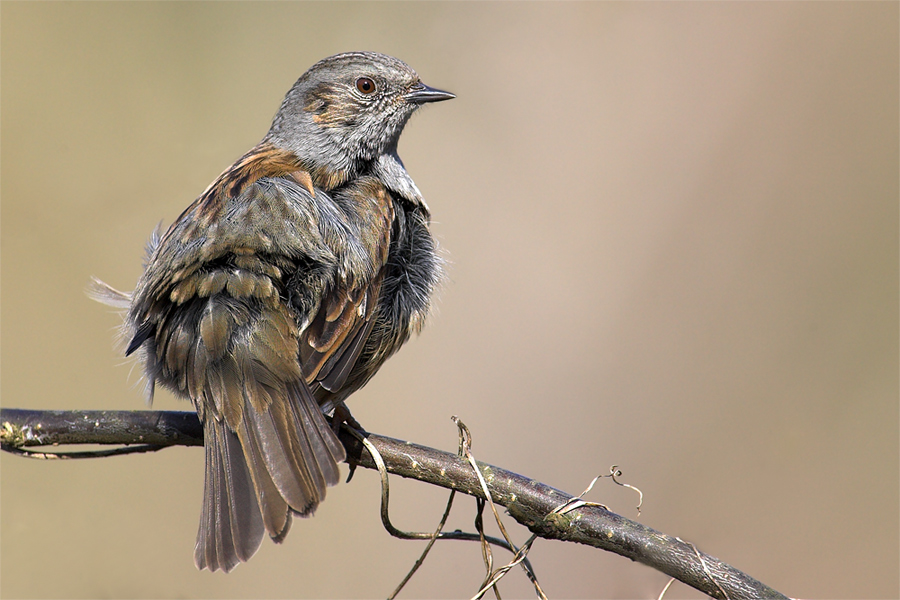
[300,180,394,394]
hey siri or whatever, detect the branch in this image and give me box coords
[0,408,786,600]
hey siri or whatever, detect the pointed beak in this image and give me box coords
[405,82,456,104]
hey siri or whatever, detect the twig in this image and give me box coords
[452,417,546,600]
[387,488,457,600]
[657,577,677,600]
[347,425,540,598]
[1,443,165,459]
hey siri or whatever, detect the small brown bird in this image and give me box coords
[91,52,453,572]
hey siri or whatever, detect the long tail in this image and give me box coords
[194,380,345,573]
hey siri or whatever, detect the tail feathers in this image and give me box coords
[195,421,265,573]
[195,380,346,572]
[238,381,346,520]
[237,408,292,539]
[289,381,346,492]
[86,277,132,309]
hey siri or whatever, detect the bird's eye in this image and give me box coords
[356,77,377,95]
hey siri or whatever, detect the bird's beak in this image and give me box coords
[405,82,455,104]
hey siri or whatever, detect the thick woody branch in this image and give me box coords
[0,408,786,600]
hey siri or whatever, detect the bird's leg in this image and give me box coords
[332,402,367,483]
[332,401,365,435]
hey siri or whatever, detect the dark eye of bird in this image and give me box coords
[356,77,376,95]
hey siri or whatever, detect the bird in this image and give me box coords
[90,52,453,572]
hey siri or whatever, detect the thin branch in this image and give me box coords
[2,443,166,460]
[0,408,787,600]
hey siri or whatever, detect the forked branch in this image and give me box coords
[0,408,786,600]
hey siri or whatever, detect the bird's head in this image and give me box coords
[266,52,454,188]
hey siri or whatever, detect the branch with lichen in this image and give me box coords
[1,408,786,599]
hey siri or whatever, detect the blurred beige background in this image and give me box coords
[1,2,897,599]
